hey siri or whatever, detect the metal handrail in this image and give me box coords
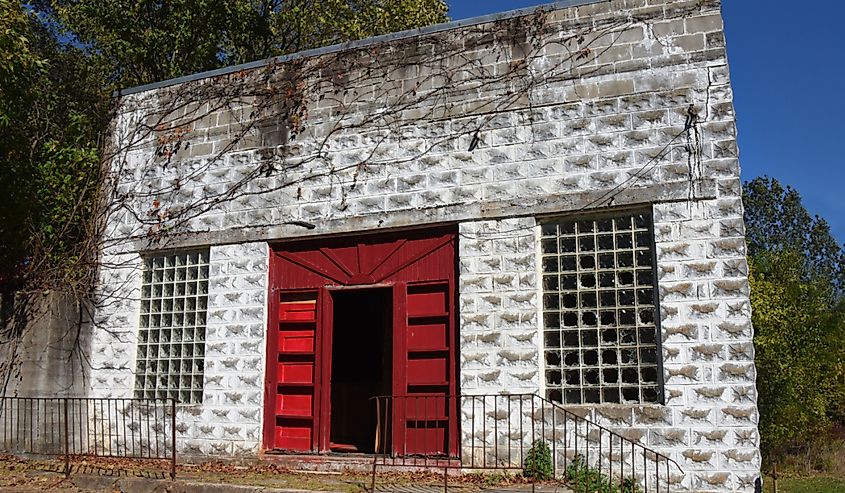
[370,393,683,492]
[535,393,684,492]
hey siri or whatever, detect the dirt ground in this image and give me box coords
[0,455,539,493]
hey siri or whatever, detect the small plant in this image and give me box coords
[620,476,643,493]
[564,454,643,493]
[523,440,554,480]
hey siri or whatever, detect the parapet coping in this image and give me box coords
[115,0,603,97]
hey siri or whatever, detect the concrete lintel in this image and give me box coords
[112,180,716,255]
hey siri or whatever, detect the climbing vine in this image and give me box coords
[1,0,712,396]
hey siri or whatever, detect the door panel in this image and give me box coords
[275,390,312,416]
[407,322,448,350]
[274,423,312,451]
[394,282,456,456]
[270,291,319,451]
[406,284,451,387]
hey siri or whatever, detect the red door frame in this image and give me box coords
[263,227,458,455]
[317,288,331,452]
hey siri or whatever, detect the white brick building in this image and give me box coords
[95,0,760,490]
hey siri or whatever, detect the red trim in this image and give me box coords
[276,251,348,285]
[375,235,453,283]
[366,239,407,277]
[392,282,408,456]
[262,258,278,451]
[319,247,355,278]
[317,287,332,452]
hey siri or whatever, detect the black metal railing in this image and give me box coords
[371,394,682,492]
[0,397,176,478]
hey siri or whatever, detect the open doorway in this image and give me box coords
[329,288,392,453]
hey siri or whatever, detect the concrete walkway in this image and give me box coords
[71,475,341,493]
[0,473,343,493]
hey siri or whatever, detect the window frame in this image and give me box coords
[537,206,665,406]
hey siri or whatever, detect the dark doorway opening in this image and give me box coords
[329,288,392,453]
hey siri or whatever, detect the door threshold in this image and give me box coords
[264,449,377,458]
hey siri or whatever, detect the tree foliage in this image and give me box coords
[744,176,844,296]
[46,0,449,87]
[0,0,45,125]
[0,0,449,289]
[751,250,845,454]
[745,177,845,460]
[0,0,41,271]
[0,0,106,286]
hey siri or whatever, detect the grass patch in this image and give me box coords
[764,476,845,493]
[763,437,845,492]
[769,439,845,477]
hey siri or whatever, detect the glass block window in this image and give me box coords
[541,211,662,405]
[135,251,209,404]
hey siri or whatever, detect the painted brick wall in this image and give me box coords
[94,0,759,490]
[89,242,269,457]
[458,218,540,394]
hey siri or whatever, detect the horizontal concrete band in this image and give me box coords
[114,180,717,255]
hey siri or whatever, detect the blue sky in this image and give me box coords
[447,0,845,243]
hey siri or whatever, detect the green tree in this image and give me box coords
[0,0,107,286]
[750,250,845,455]
[0,0,44,125]
[744,176,844,295]
[45,0,449,88]
[1,0,449,288]
[744,176,845,461]
[0,0,44,271]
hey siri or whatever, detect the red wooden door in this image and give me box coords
[393,281,458,456]
[265,290,322,451]
[264,227,458,456]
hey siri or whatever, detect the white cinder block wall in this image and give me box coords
[181,242,269,457]
[91,244,270,456]
[93,0,759,490]
[458,218,541,394]
[455,199,758,491]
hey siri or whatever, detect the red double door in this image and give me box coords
[262,227,458,456]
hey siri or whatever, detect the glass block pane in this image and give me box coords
[540,211,661,404]
[134,250,209,404]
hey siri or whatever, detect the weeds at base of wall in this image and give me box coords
[520,442,643,493]
[564,455,642,493]
[523,440,553,481]
[461,472,527,488]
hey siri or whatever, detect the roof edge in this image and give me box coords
[115,0,603,97]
